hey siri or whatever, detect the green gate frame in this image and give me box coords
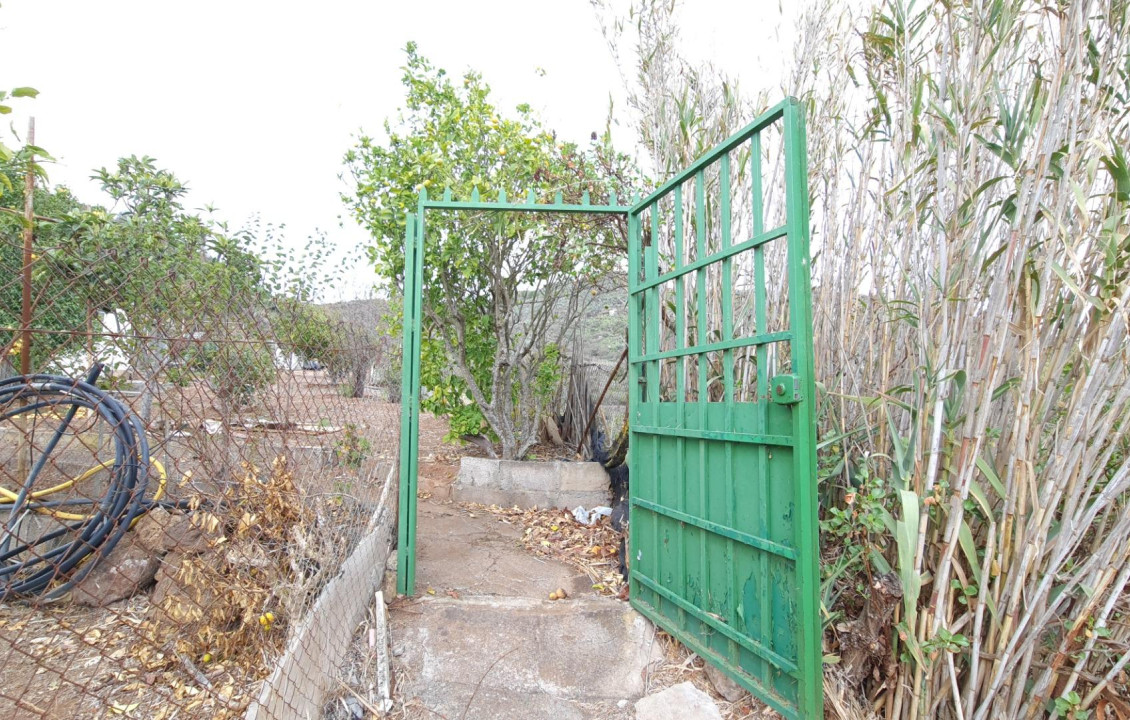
[396,98,821,718]
[396,188,630,596]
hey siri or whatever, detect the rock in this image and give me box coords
[134,506,206,554]
[703,661,748,703]
[149,552,187,608]
[71,534,160,607]
[148,551,217,624]
[635,682,723,720]
[343,696,364,719]
[382,552,398,598]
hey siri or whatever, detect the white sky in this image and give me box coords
[1,0,798,300]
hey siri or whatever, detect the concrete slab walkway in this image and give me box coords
[390,501,663,720]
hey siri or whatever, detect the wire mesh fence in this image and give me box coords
[0,227,401,719]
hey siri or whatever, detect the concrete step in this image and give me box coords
[391,595,664,720]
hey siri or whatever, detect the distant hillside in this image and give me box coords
[326,280,628,367]
[572,276,627,371]
[319,297,390,334]
[320,282,629,407]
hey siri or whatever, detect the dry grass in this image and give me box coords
[0,369,403,719]
[596,0,1130,717]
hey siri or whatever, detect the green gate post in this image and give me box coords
[396,205,424,596]
[782,100,822,718]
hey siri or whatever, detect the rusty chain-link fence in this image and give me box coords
[0,224,401,719]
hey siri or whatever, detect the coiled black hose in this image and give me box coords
[0,364,157,601]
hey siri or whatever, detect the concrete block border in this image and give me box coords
[453,456,611,509]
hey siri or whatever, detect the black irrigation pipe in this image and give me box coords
[0,364,181,601]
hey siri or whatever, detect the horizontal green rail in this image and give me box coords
[629,99,789,214]
[631,331,792,363]
[633,225,788,292]
[631,497,797,560]
[631,425,794,446]
[631,571,800,676]
[423,199,630,215]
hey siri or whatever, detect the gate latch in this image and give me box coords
[769,374,802,405]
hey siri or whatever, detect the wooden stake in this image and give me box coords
[373,590,393,713]
[16,118,35,484]
[20,117,35,376]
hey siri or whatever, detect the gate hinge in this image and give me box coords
[770,374,802,405]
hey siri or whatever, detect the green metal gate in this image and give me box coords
[626,99,822,718]
[396,97,821,718]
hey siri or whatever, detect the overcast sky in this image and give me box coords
[1,0,795,300]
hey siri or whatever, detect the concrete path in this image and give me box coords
[390,501,664,720]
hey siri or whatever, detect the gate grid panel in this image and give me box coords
[627,98,822,718]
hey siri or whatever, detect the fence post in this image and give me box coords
[19,117,34,377]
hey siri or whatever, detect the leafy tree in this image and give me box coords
[274,298,339,365]
[343,45,639,458]
[40,156,276,416]
[0,85,40,171]
[0,84,76,376]
[0,166,89,371]
[272,297,389,399]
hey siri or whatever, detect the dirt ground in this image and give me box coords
[330,447,780,720]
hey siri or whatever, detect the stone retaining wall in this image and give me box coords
[453,457,611,509]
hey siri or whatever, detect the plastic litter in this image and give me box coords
[572,505,614,525]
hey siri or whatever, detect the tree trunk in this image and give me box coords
[349,360,368,398]
[838,572,902,689]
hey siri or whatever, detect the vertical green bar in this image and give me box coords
[396,213,418,596]
[783,99,822,718]
[406,191,427,594]
[626,208,641,603]
[673,185,687,633]
[751,132,772,687]
[719,152,737,671]
[694,172,708,401]
[719,154,734,399]
[674,185,686,402]
[646,206,661,615]
[693,171,708,602]
[646,211,661,395]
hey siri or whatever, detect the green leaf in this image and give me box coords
[975,456,1005,500]
[1101,144,1130,202]
[1050,261,1105,311]
[895,489,921,637]
[11,87,39,98]
[958,519,981,584]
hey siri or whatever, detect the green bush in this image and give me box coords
[198,342,276,409]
